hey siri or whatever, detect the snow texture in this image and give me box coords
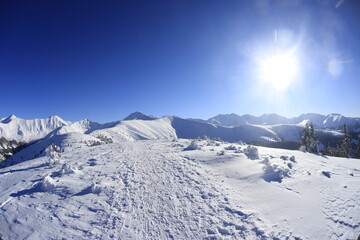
[0,138,359,239]
[0,114,360,239]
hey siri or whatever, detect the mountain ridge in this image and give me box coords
[1,112,359,144]
[1,111,359,166]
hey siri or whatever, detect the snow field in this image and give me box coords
[0,138,359,239]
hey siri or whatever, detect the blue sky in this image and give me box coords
[1,0,359,123]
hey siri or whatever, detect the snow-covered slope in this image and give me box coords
[207,113,290,126]
[53,119,123,136]
[323,113,360,130]
[267,124,303,142]
[208,113,251,126]
[289,113,327,126]
[171,117,280,143]
[0,115,70,142]
[91,117,177,141]
[0,139,359,239]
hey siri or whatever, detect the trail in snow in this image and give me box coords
[0,139,359,240]
[90,142,266,239]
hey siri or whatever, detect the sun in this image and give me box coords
[259,52,299,91]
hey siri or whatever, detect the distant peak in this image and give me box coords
[48,115,71,125]
[1,114,17,123]
[124,112,157,121]
[49,115,64,121]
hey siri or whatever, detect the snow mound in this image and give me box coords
[224,145,238,151]
[184,140,201,151]
[76,183,101,195]
[60,163,77,174]
[263,163,290,183]
[261,155,296,182]
[89,183,101,194]
[38,176,56,192]
[243,145,259,159]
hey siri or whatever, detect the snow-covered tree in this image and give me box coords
[338,123,351,158]
[300,122,319,153]
[46,143,61,165]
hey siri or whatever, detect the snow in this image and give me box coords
[90,117,177,142]
[1,113,358,159]
[123,112,157,121]
[171,117,280,143]
[0,115,70,142]
[205,113,360,131]
[1,113,360,239]
[0,137,359,239]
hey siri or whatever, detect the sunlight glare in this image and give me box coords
[260,53,299,91]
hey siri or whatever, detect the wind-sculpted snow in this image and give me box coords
[0,139,359,239]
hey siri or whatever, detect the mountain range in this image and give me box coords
[1,112,359,164]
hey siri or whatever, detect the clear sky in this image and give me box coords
[1,0,359,123]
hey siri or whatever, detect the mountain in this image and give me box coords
[0,115,70,143]
[207,113,291,126]
[289,113,326,126]
[322,113,360,130]
[208,113,250,126]
[123,112,157,121]
[171,117,280,143]
[1,112,359,164]
[206,113,360,130]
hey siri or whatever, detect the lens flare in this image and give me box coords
[259,52,299,91]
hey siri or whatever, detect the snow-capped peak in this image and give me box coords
[1,115,17,124]
[48,115,71,125]
[124,112,157,121]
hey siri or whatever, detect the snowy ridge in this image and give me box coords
[91,117,177,141]
[171,117,280,143]
[1,112,359,164]
[1,112,359,146]
[322,113,360,128]
[123,112,157,121]
[0,115,70,142]
[206,112,360,129]
[56,119,105,135]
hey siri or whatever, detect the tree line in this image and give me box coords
[300,122,360,158]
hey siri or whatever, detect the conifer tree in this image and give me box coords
[300,122,319,153]
[339,123,351,158]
